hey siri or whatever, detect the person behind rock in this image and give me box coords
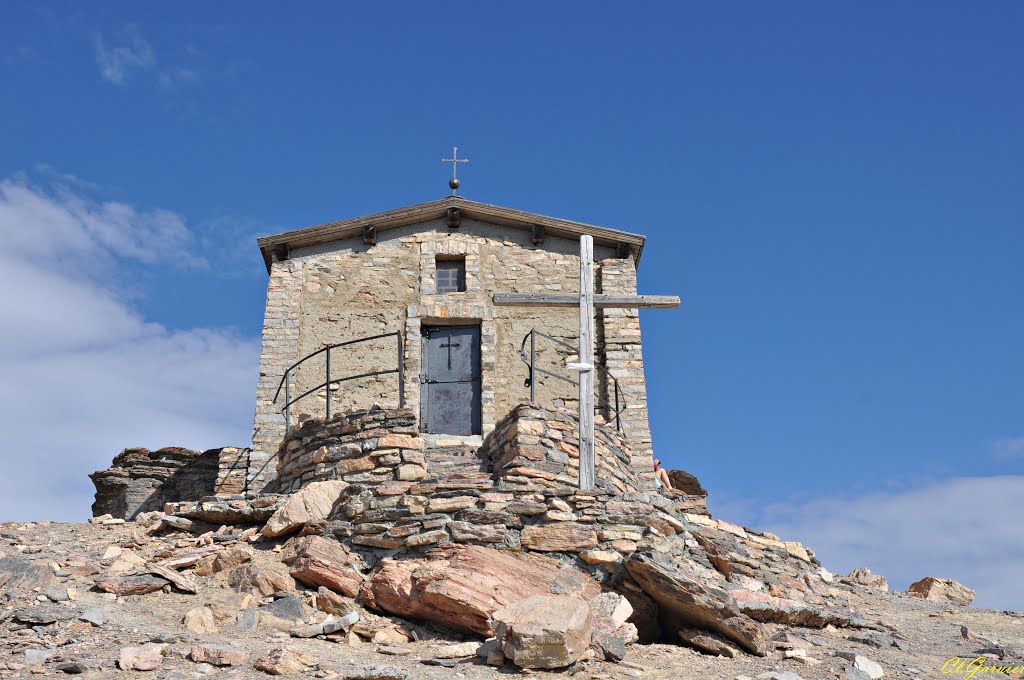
[654,459,675,495]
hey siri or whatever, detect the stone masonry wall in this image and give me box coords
[275,408,425,494]
[598,257,655,486]
[483,403,645,495]
[91,447,245,519]
[270,404,687,562]
[249,216,655,494]
[250,256,303,492]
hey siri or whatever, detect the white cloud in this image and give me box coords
[0,177,259,522]
[994,437,1024,460]
[93,26,154,85]
[717,476,1024,611]
[158,67,200,90]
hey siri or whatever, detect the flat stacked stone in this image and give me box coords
[275,408,424,493]
[166,494,286,525]
[484,403,645,494]
[90,447,239,520]
[265,403,690,558]
[251,403,805,589]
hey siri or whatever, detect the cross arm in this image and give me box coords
[492,293,680,309]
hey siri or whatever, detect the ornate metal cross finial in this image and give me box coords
[441,146,469,195]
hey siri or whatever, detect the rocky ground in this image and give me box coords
[2,520,1022,680]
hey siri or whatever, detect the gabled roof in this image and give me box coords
[255,197,647,273]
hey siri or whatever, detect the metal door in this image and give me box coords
[420,325,481,435]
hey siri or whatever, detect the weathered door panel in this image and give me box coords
[421,325,481,435]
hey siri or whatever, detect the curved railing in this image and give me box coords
[518,328,626,433]
[273,331,405,432]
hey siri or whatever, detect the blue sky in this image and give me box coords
[1,4,1022,609]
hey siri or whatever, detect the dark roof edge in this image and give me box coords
[256,196,647,273]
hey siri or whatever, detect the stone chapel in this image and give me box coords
[246,197,657,493]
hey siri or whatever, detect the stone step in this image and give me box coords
[426,465,490,479]
[423,476,496,491]
[424,445,486,478]
[422,433,483,445]
[426,461,491,480]
[434,471,491,481]
[425,453,484,464]
[424,445,480,458]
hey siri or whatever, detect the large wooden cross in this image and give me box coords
[493,235,679,490]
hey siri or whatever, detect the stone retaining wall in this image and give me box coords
[483,403,645,494]
[91,446,246,519]
[274,407,426,494]
[267,403,693,563]
[331,480,687,562]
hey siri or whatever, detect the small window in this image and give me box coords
[436,257,466,293]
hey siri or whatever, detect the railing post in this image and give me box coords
[614,380,621,432]
[284,370,291,435]
[325,346,331,421]
[397,332,406,408]
[529,328,536,403]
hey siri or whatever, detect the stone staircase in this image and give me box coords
[421,435,492,488]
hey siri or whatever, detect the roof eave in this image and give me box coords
[256,197,646,273]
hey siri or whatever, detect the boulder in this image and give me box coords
[118,643,167,671]
[0,557,55,592]
[14,607,76,625]
[107,551,147,574]
[90,446,221,519]
[588,592,633,627]
[80,607,105,627]
[145,562,198,593]
[426,641,480,659]
[228,563,295,597]
[182,607,219,634]
[260,595,309,626]
[95,574,169,595]
[359,543,600,636]
[587,595,639,663]
[679,627,739,657]
[625,551,768,656]
[263,480,348,538]
[906,577,975,606]
[666,469,707,497]
[842,568,889,592]
[282,535,364,597]
[254,646,319,675]
[189,644,250,667]
[492,595,593,669]
[730,590,860,628]
[209,544,253,573]
[315,585,357,616]
[23,649,54,666]
[236,608,260,631]
[836,651,885,679]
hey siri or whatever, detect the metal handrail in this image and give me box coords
[273,330,405,432]
[519,328,626,433]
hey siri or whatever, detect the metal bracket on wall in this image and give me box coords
[531,224,545,245]
[447,207,461,229]
[362,224,377,245]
